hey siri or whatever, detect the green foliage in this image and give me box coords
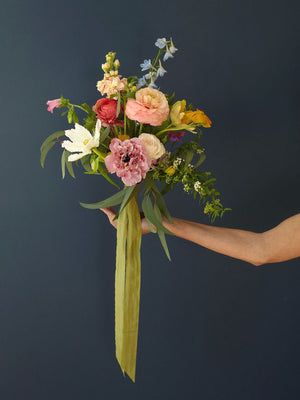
[80,187,128,209]
[40,131,65,167]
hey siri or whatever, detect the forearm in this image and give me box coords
[163,218,268,266]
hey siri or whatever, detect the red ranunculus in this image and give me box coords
[93,98,123,127]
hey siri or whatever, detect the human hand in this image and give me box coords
[100,207,154,235]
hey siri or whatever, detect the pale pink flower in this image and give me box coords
[105,138,151,186]
[125,87,169,126]
[46,98,61,113]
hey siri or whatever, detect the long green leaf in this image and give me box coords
[40,131,65,151]
[100,126,110,143]
[66,157,75,178]
[80,188,126,210]
[194,153,206,168]
[153,203,171,260]
[152,187,172,222]
[98,163,119,188]
[40,140,56,168]
[157,229,171,261]
[141,194,171,235]
[61,150,66,179]
[118,185,137,215]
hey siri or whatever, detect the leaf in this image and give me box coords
[40,140,57,168]
[118,185,137,215]
[80,155,92,172]
[194,152,206,168]
[97,163,119,188]
[80,187,127,210]
[141,194,171,235]
[157,229,171,261]
[153,203,171,260]
[67,107,74,124]
[80,103,93,113]
[72,109,79,123]
[184,149,194,167]
[66,157,75,178]
[100,126,110,143]
[152,187,172,222]
[40,130,65,152]
[61,150,66,179]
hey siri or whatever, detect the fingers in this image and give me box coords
[100,208,117,228]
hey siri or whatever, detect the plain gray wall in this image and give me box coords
[1,0,300,399]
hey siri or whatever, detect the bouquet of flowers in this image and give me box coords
[41,37,229,381]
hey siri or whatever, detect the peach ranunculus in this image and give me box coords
[182,109,212,128]
[125,88,169,126]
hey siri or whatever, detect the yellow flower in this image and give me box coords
[182,109,212,128]
[118,134,130,141]
[165,166,176,176]
[170,100,186,125]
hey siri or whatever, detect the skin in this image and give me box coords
[100,208,300,266]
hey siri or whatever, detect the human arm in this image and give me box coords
[100,208,300,266]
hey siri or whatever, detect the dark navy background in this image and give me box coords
[1,0,300,398]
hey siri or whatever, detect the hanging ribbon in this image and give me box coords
[115,194,142,382]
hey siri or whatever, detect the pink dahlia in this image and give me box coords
[105,138,151,186]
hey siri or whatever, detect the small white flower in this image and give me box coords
[173,157,183,168]
[163,49,174,61]
[155,38,167,49]
[140,59,152,71]
[157,60,167,77]
[62,120,101,162]
[169,39,178,54]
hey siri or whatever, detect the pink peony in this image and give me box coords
[105,138,151,186]
[46,98,61,113]
[125,88,169,126]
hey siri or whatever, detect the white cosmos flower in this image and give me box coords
[62,120,101,162]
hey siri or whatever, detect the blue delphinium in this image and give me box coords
[155,38,167,49]
[140,59,152,71]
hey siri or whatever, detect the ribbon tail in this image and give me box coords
[115,194,141,382]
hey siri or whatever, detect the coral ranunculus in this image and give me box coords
[93,98,123,127]
[125,87,169,126]
[105,138,151,186]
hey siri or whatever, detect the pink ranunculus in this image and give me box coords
[125,87,169,126]
[46,98,61,113]
[105,137,151,186]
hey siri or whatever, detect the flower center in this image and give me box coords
[122,154,131,163]
[83,139,89,145]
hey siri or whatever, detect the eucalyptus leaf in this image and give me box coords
[100,126,110,143]
[157,229,171,261]
[40,140,57,168]
[61,150,66,179]
[40,131,65,152]
[80,187,127,209]
[194,152,206,168]
[66,156,75,178]
[118,185,137,215]
[98,163,120,188]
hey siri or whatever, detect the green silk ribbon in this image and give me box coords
[115,194,141,382]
